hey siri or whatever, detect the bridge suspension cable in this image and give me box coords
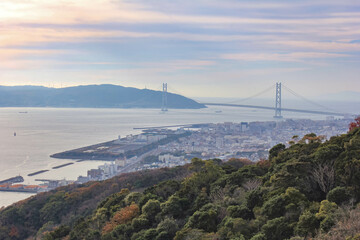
[282,84,339,113]
[226,84,276,104]
[167,86,184,96]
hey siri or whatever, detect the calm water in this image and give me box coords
[0,104,357,207]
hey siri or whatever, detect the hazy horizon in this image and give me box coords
[1,83,360,102]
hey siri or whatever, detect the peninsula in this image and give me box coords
[0,84,205,109]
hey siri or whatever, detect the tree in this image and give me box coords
[193,188,209,211]
[217,217,251,239]
[102,203,139,234]
[316,200,338,232]
[227,205,253,220]
[261,217,293,240]
[327,187,352,205]
[174,228,218,240]
[43,225,70,240]
[131,215,149,230]
[349,116,360,132]
[156,217,179,239]
[161,195,188,218]
[131,228,157,240]
[295,211,319,237]
[245,189,263,209]
[242,179,262,191]
[185,204,219,232]
[311,162,335,194]
[125,192,143,205]
[314,206,360,239]
[250,233,266,240]
[269,144,286,161]
[142,199,161,220]
[299,133,325,144]
[261,195,285,219]
[8,226,19,238]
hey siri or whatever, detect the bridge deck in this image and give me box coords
[133,123,210,130]
[202,103,350,117]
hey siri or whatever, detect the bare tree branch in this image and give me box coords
[311,162,335,194]
[242,179,262,191]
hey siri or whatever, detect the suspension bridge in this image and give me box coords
[160,82,353,118]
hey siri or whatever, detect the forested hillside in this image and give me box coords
[1,124,360,239]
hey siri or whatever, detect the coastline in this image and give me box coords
[50,131,192,161]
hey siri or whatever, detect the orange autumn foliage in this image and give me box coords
[102,203,140,234]
[9,226,19,238]
[257,159,271,168]
[349,116,360,132]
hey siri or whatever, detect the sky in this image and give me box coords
[1,0,360,98]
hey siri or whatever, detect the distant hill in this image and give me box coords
[0,85,205,109]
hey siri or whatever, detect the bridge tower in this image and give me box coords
[274,82,282,118]
[161,83,168,112]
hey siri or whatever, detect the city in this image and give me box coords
[75,117,351,184]
[0,117,351,193]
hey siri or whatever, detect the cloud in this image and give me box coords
[1,0,360,49]
[1,0,360,96]
[2,0,360,27]
[0,48,72,70]
[0,48,65,60]
[268,41,360,52]
[221,52,350,62]
[0,27,279,47]
[0,27,152,47]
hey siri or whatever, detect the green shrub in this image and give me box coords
[261,217,293,240]
[327,187,352,205]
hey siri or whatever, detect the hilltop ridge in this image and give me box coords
[0,84,205,109]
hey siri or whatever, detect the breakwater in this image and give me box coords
[52,162,74,169]
[28,170,49,176]
[0,176,24,185]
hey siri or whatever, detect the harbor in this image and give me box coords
[0,128,193,194]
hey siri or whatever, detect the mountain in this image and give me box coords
[1,125,360,240]
[0,85,205,109]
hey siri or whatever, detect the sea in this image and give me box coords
[0,101,358,207]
